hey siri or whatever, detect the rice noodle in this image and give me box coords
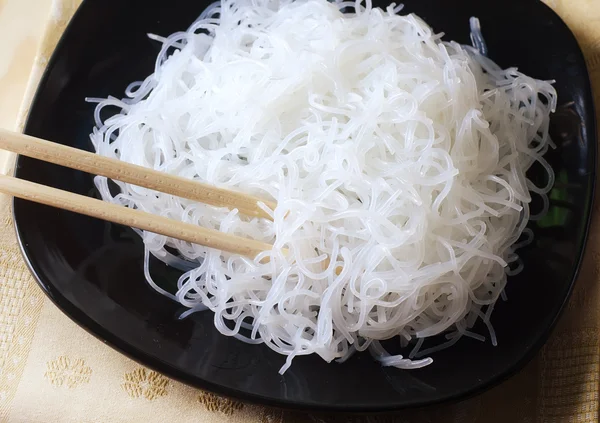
[88,0,556,373]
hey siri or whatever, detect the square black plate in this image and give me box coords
[13,0,596,412]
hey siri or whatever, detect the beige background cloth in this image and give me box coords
[0,0,598,421]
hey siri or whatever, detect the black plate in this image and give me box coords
[14,0,596,412]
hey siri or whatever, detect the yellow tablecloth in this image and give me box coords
[0,0,599,421]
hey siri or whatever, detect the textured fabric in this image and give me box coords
[1,0,599,421]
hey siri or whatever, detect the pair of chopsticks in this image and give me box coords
[0,128,277,258]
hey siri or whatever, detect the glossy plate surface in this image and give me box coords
[14,0,596,412]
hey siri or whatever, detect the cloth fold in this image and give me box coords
[0,0,599,421]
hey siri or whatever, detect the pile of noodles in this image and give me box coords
[88,0,556,373]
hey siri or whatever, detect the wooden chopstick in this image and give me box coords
[0,128,276,220]
[0,174,273,258]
